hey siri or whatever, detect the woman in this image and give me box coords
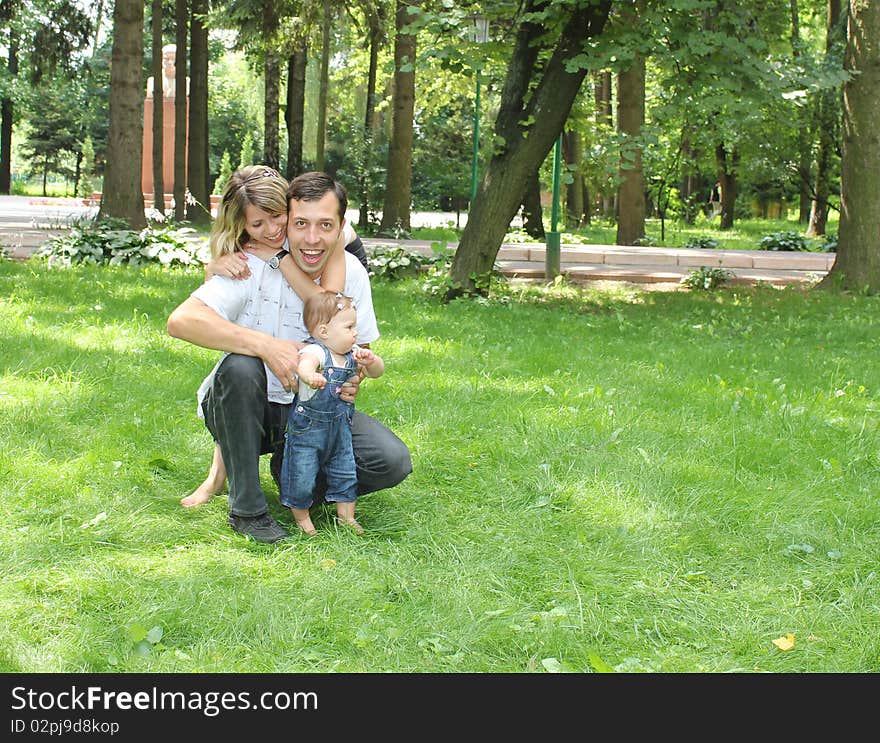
[181,165,368,508]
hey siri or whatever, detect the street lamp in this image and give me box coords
[469,15,490,209]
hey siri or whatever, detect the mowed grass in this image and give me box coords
[1,260,878,673]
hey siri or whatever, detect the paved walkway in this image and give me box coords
[1,196,832,288]
[361,237,832,288]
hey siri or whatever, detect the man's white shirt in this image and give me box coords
[191,250,378,415]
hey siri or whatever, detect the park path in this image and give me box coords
[0,195,831,287]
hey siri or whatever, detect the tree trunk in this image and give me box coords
[790,0,812,223]
[150,0,165,213]
[316,0,332,171]
[285,44,307,179]
[358,8,382,230]
[380,0,416,233]
[447,0,612,298]
[594,69,613,218]
[0,30,18,194]
[263,52,280,171]
[680,132,700,225]
[563,129,586,228]
[186,0,209,223]
[97,0,145,228]
[807,0,844,237]
[521,171,545,239]
[615,54,646,246]
[173,0,188,221]
[716,143,738,230]
[819,0,880,291]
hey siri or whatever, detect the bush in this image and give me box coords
[36,219,207,268]
[684,236,719,250]
[819,233,837,252]
[368,244,449,281]
[680,266,732,291]
[759,231,809,251]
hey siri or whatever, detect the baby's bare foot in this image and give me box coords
[291,508,317,536]
[336,516,364,535]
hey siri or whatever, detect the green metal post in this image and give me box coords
[470,69,481,207]
[545,134,563,279]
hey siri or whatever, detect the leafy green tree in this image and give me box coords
[173,0,187,220]
[819,0,880,291]
[214,149,233,193]
[239,130,255,169]
[806,0,845,237]
[187,0,211,224]
[97,0,146,228]
[447,0,613,298]
[0,0,91,193]
[21,82,80,194]
[78,134,96,198]
[380,0,418,232]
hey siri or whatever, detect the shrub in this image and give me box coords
[819,233,837,252]
[368,244,446,281]
[759,231,809,251]
[36,219,207,268]
[680,266,732,291]
[684,236,719,250]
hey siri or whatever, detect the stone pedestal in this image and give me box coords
[141,95,188,201]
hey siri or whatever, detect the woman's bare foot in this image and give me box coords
[291,507,317,536]
[335,502,364,534]
[180,479,223,508]
[181,445,226,508]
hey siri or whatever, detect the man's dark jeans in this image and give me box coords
[202,354,412,518]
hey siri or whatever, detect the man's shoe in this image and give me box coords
[227,513,288,543]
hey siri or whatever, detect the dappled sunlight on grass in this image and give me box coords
[2,263,880,672]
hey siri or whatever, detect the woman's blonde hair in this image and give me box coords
[209,166,288,258]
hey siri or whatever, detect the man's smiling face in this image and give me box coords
[286,191,344,277]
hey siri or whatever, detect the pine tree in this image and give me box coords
[214,150,232,194]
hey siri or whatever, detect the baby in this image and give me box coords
[280,292,384,535]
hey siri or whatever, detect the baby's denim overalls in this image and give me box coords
[280,341,358,510]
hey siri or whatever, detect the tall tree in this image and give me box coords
[356,1,385,230]
[97,0,145,228]
[262,2,281,170]
[0,8,19,195]
[806,0,844,237]
[521,170,545,239]
[563,128,588,227]
[715,142,738,229]
[173,0,188,221]
[594,70,613,217]
[187,0,210,223]
[615,50,646,245]
[0,0,90,193]
[316,0,333,170]
[286,42,308,178]
[789,0,812,224]
[818,0,880,291]
[379,0,417,232]
[150,0,165,213]
[447,0,612,299]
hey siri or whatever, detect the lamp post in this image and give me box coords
[469,15,490,210]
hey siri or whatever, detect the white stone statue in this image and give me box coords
[146,44,189,99]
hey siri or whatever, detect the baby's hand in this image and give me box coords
[353,346,377,367]
[303,372,326,389]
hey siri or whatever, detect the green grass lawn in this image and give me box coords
[1,260,878,673]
